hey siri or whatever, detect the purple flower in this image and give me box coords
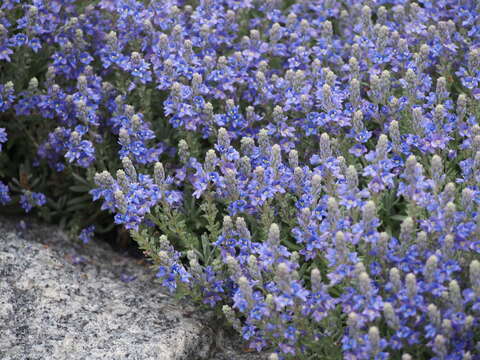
[79,225,95,244]
[0,181,10,204]
[20,191,46,213]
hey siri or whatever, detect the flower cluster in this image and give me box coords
[0,0,480,358]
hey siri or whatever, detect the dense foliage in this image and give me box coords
[1,0,480,358]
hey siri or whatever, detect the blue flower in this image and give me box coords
[79,225,95,244]
[0,181,11,205]
[20,191,46,213]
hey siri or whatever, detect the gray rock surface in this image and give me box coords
[0,217,215,360]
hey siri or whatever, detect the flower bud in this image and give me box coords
[236,217,251,240]
[352,110,364,133]
[226,255,241,279]
[457,94,467,121]
[424,255,438,283]
[178,139,190,163]
[468,48,480,74]
[361,5,372,30]
[158,235,170,249]
[434,104,445,127]
[152,164,165,190]
[405,155,418,178]
[334,231,347,262]
[222,305,240,328]
[362,200,377,224]
[346,165,359,190]
[400,217,415,244]
[368,326,381,356]
[203,150,217,174]
[288,149,298,169]
[389,268,402,293]
[442,318,453,339]
[69,131,81,145]
[411,107,424,135]
[258,129,270,154]
[470,260,480,297]
[461,188,474,211]
[464,316,474,333]
[449,280,463,311]
[433,335,447,359]
[240,136,255,155]
[358,272,373,295]
[268,223,280,247]
[276,263,291,290]
[443,234,454,256]
[324,68,336,88]
[299,208,311,228]
[222,216,234,235]
[370,73,381,103]
[271,144,281,170]
[270,22,282,43]
[444,202,456,229]
[380,70,391,99]
[376,25,389,51]
[377,6,387,23]
[225,169,239,200]
[311,268,322,293]
[321,20,333,40]
[436,77,448,103]
[428,304,441,328]
[377,232,389,256]
[311,174,322,198]
[347,312,360,336]
[383,302,399,329]
[320,133,332,160]
[442,182,456,204]
[94,171,115,188]
[254,166,265,184]
[321,84,334,112]
[238,276,253,301]
[354,262,366,277]
[114,190,127,213]
[406,273,417,300]
[327,197,340,225]
[157,250,171,265]
[245,106,256,123]
[116,170,129,193]
[238,156,251,176]
[28,77,39,91]
[122,157,137,180]
[217,128,230,149]
[203,102,214,124]
[376,134,389,161]
[405,68,417,98]
[293,70,306,91]
[248,255,261,281]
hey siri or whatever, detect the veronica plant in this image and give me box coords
[0,0,480,359]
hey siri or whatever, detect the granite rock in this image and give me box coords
[0,217,213,360]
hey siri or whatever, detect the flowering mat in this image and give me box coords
[0,0,479,359]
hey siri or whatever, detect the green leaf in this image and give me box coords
[68,185,91,193]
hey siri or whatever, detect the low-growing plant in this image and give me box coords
[0,0,479,359]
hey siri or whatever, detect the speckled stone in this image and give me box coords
[0,217,213,360]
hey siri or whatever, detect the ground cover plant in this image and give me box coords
[0,0,480,358]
